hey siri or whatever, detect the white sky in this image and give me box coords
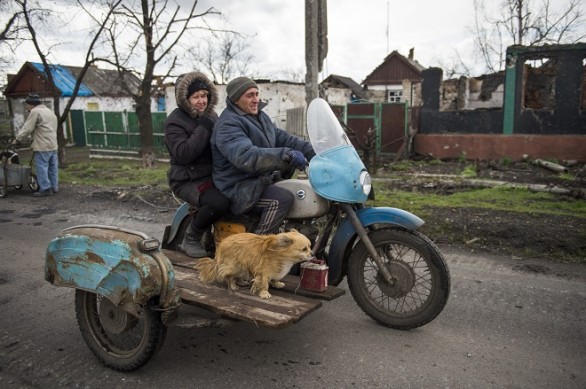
[3,0,585,85]
[199,0,479,82]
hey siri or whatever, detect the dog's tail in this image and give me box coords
[194,257,218,283]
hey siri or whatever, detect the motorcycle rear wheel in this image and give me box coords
[347,228,450,330]
[75,290,166,371]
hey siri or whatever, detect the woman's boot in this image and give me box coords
[180,226,207,258]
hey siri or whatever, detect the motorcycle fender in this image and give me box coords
[327,207,424,284]
[45,225,181,312]
[164,202,191,245]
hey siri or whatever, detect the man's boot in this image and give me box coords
[180,226,207,258]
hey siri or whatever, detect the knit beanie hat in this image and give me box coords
[226,77,258,102]
[25,94,42,105]
[187,80,209,98]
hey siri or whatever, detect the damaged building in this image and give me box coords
[415,43,586,162]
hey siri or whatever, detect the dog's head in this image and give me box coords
[268,230,313,264]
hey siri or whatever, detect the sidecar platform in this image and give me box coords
[163,249,345,329]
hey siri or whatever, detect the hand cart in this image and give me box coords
[0,140,39,198]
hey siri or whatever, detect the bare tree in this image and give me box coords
[473,0,586,73]
[15,0,121,165]
[0,1,26,85]
[189,31,254,84]
[102,0,218,168]
[434,49,473,79]
[0,0,25,51]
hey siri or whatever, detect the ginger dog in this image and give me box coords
[195,230,313,299]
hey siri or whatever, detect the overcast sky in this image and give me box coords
[3,0,586,84]
[198,0,479,82]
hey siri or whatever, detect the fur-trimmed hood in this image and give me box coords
[175,72,217,119]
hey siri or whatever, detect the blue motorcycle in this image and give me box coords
[45,98,450,371]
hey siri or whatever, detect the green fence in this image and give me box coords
[82,111,168,155]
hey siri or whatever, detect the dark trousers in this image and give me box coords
[191,187,231,233]
[173,178,231,234]
[250,184,294,235]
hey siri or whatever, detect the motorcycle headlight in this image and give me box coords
[359,170,372,196]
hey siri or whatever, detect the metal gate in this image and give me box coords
[345,102,407,157]
[69,110,167,155]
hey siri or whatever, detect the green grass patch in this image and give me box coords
[460,164,477,178]
[60,160,168,187]
[370,184,586,219]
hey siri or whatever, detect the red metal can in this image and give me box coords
[300,259,329,292]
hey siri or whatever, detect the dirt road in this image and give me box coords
[0,185,585,388]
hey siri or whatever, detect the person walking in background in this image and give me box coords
[164,72,230,258]
[211,77,315,235]
[13,94,59,197]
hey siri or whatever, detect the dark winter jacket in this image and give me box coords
[211,98,315,215]
[164,72,218,204]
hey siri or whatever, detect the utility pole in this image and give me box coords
[305,0,327,106]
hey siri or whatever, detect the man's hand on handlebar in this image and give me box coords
[285,150,308,170]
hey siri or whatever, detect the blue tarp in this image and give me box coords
[31,62,94,97]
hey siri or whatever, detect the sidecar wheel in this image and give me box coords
[347,229,450,330]
[75,290,166,371]
[28,174,39,192]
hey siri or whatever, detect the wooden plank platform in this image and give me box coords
[162,249,345,329]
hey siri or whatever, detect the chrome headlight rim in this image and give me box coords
[359,170,372,196]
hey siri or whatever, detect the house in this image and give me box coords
[3,62,156,140]
[320,74,367,102]
[362,48,425,106]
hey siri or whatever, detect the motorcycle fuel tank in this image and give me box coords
[274,178,330,219]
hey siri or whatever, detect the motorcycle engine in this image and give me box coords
[284,221,320,246]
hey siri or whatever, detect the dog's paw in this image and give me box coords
[259,290,272,299]
[226,279,239,292]
[272,281,285,289]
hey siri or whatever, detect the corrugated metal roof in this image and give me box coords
[31,62,94,96]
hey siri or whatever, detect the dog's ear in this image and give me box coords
[273,234,294,249]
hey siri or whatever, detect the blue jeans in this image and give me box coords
[35,151,59,192]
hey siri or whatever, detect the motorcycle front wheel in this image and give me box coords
[75,290,167,371]
[347,228,450,330]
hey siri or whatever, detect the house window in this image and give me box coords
[87,102,100,111]
[388,90,402,103]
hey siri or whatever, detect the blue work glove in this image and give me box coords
[286,150,307,169]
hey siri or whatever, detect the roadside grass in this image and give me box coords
[372,183,586,263]
[59,159,585,221]
[60,160,168,187]
[371,185,586,219]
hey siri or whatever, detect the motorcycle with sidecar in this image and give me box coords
[44,98,450,371]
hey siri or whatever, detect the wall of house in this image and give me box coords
[359,82,422,106]
[321,87,352,105]
[440,74,505,111]
[401,80,422,107]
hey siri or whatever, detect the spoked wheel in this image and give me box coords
[75,290,167,371]
[28,174,39,192]
[347,228,450,330]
